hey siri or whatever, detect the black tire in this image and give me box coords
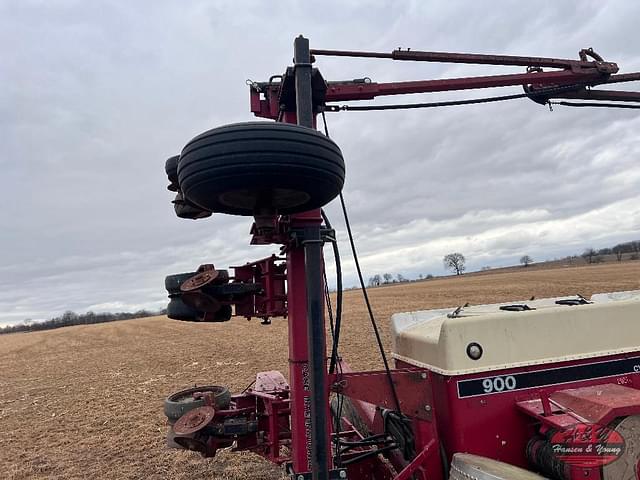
[166,297,202,321]
[165,155,179,185]
[172,192,212,220]
[165,272,197,294]
[164,385,232,423]
[166,428,182,448]
[450,454,547,480]
[212,304,232,322]
[601,415,640,479]
[177,122,345,216]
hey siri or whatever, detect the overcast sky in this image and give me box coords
[2,1,640,325]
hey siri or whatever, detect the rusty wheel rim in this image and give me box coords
[181,269,220,292]
[173,406,216,435]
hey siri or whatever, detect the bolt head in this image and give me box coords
[297,475,305,480]
[424,405,432,412]
[339,471,347,479]
[466,342,483,360]
[420,372,427,379]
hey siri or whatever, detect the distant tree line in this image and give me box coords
[367,238,640,288]
[581,240,640,264]
[368,272,433,287]
[0,308,165,335]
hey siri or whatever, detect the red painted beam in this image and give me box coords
[325,70,606,102]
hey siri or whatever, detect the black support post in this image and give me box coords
[295,35,315,128]
[294,35,330,480]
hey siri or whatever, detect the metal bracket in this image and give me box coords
[331,369,433,421]
[289,227,335,247]
[278,66,328,114]
[287,467,348,480]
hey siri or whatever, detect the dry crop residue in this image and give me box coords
[1,262,638,479]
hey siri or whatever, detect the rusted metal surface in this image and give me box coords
[173,406,216,435]
[180,265,220,291]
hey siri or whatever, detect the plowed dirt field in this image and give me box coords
[2,262,639,479]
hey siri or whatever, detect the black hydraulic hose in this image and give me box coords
[338,193,402,413]
[327,92,528,111]
[340,444,398,466]
[321,208,345,466]
[325,83,606,112]
[324,270,335,339]
[551,101,640,109]
[321,112,402,413]
[321,209,343,374]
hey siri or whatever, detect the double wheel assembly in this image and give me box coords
[164,270,232,322]
[163,385,232,450]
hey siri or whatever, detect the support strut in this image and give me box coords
[294,35,330,480]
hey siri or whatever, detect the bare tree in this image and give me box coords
[396,273,407,283]
[582,248,597,264]
[520,255,533,267]
[368,274,381,287]
[382,273,393,284]
[443,253,466,275]
[613,245,624,262]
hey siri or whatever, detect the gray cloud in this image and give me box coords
[2,0,640,325]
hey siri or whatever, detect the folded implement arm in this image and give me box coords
[250,47,640,119]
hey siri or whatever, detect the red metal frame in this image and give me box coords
[284,210,328,473]
[232,255,287,321]
[518,383,640,429]
[168,40,640,480]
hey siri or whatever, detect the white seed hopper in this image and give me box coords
[391,290,640,375]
